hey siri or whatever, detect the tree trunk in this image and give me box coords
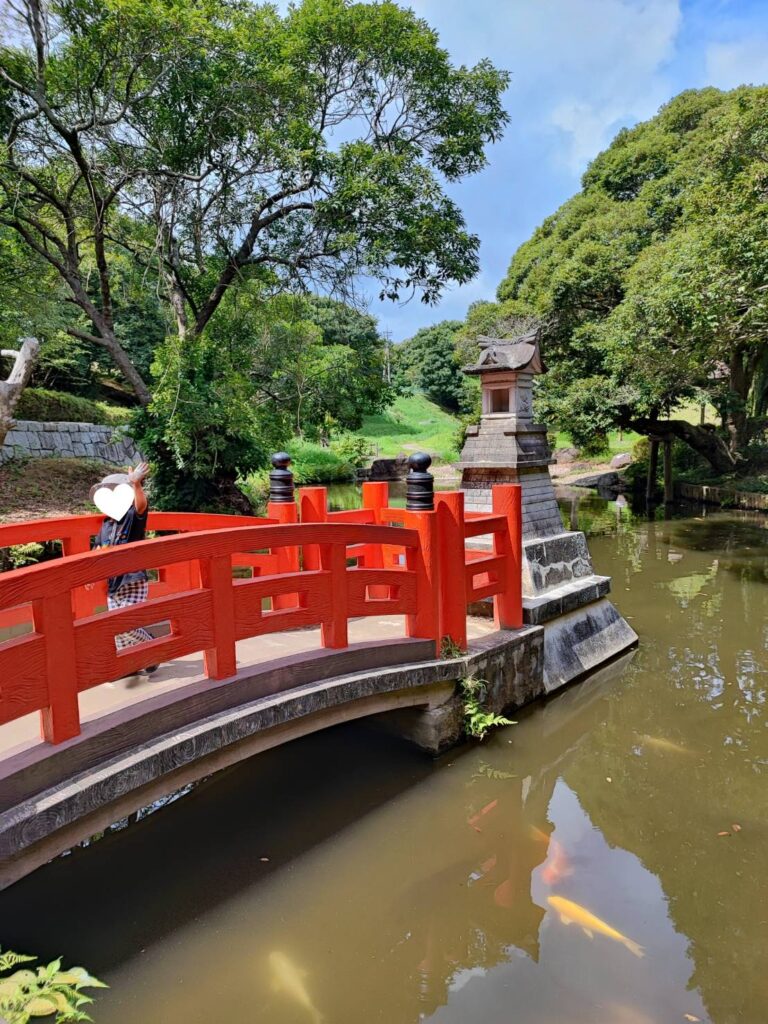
[98,329,152,407]
[646,439,659,505]
[726,350,751,456]
[663,438,673,504]
[629,418,737,476]
[0,337,40,448]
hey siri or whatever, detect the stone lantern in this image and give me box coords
[459,328,562,536]
[458,327,637,692]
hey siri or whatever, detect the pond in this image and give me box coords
[1,493,766,1024]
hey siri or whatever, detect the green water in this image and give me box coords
[1,494,766,1024]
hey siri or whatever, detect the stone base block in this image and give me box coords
[541,598,638,694]
[524,530,594,595]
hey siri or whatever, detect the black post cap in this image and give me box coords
[406,452,434,511]
[269,452,294,503]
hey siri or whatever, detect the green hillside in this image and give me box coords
[355,394,461,463]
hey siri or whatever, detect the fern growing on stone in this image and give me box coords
[460,677,516,741]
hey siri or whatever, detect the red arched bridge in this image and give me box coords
[0,465,546,887]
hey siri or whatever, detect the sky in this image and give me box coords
[359,0,768,341]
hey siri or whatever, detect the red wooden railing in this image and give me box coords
[0,483,522,746]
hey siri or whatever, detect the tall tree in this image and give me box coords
[468,86,768,471]
[394,320,467,411]
[0,0,509,406]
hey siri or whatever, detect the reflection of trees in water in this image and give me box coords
[382,672,620,1021]
[564,514,767,1024]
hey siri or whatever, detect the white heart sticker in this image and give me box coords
[93,483,135,521]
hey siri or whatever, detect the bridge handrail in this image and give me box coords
[0,520,428,745]
[0,522,417,606]
[0,511,276,550]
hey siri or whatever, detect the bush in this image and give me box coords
[15,388,127,426]
[329,434,374,468]
[240,439,357,507]
[281,439,357,485]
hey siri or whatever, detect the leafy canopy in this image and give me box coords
[0,0,509,403]
[465,86,768,469]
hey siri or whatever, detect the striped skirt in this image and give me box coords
[108,580,154,651]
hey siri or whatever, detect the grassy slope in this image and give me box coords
[356,393,644,464]
[356,394,461,462]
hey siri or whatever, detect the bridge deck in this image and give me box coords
[0,614,497,759]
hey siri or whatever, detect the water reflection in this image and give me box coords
[0,497,765,1024]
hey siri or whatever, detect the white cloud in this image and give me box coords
[410,0,683,172]
[705,37,768,90]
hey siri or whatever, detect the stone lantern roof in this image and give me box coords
[464,328,545,376]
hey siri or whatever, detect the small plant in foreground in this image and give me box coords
[0,949,106,1023]
[440,636,466,659]
[460,677,515,741]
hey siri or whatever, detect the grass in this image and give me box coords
[355,394,461,463]
[15,388,129,427]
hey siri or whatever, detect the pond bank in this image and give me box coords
[675,480,768,512]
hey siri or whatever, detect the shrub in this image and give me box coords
[15,388,127,427]
[0,948,106,1022]
[240,439,357,508]
[329,434,374,468]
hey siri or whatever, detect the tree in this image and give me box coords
[0,0,509,408]
[0,335,39,446]
[393,320,468,411]
[471,86,768,471]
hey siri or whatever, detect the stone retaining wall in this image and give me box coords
[0,419,141,467]
[674,481,768,512]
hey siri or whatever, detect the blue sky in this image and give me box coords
[360,0,768,341]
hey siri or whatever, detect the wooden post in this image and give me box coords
[405,508,440,654]
[435,491,467,651]
[492,484,523,630]
[267,452,299,609]
[663,438,674,505]
[201,554,237,679]
[35,591,80,743]
[63,529,97,618]
[404,452,439,653]
[298,486,328,572]
[646,439,659,506]
[320,540,348,649]
[268,501,299,609]
[362,481,389,598]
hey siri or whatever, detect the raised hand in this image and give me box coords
[127,461,150,484]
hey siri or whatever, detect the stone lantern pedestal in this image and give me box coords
[459,331,636,690]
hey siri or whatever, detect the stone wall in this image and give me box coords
[675,481,768,512]
[0,419,141,467]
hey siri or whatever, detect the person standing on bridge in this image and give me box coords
[90,461,158,674]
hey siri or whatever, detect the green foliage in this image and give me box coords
[134,331,270,512]
[472,86,768,472]
[237,291,393,440]
[440,636,466,659]
[329,434,374,468]
[7,543,45,569]
[283,439,355,484]
[394,321,471,412]
[15,390,127,428]
[0,0,509,409]
[240,438,358,507]
[459,677,515,741]
[0,949,106,1023]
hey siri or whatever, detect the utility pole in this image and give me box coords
[382,330,392,384]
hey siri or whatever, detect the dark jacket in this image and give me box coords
[94,505,149,596]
